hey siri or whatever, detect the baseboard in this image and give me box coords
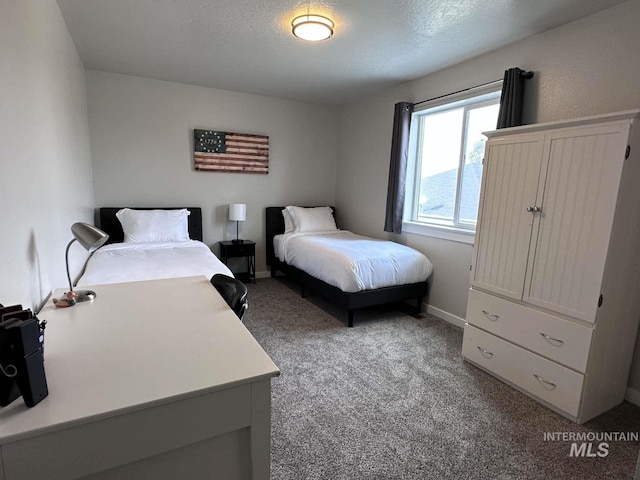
[256,270,271,279]
[625,387,640,406]
[425,304,466,329]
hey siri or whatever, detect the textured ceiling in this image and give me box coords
[56,0,627,105]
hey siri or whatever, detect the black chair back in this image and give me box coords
[210,274,248,321]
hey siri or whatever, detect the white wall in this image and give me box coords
[0,0,95,310]
[336,0,640,384]
[86,71,338,275]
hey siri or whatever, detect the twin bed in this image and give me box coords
[266,206,432,327]
[79,206,433,328]
[77,207,232,287]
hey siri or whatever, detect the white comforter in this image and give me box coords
[276,231,433,293]
[77,240,233,286]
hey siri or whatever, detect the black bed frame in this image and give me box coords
[98,207,203,244]
[266,207,429,327]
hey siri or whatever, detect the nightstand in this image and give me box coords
[219,240,256,283]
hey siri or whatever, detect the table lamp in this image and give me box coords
[65,222,109,302]
[229,204,246,244]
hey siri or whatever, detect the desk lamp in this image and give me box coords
[229,204,246,244]
[65,223,109,302]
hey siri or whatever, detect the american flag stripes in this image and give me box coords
[194,129,269,174]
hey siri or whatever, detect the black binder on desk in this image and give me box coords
[0,305,48,407]
[0,318,21,406]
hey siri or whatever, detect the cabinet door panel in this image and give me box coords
[524,125,628,321]
[472,135,543,299]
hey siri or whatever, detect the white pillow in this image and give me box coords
[116,208,191,243]
[285,206,337,233]
[282,209,295,233]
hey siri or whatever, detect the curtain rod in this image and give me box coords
[413,79,501,107]
[412,71,533,107]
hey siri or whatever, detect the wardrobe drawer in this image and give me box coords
[466,289,592,373]
[462,325,584,417]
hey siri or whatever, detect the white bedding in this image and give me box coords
[77,240,233,286]
[275,231,433,293]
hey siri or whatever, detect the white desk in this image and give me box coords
[0,276,279,480]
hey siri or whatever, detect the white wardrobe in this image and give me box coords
[462,110,640,423]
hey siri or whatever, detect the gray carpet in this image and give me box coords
[243,278,640,480]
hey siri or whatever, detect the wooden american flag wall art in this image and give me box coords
[194,129,269,174]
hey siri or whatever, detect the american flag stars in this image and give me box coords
[197,131,226,153]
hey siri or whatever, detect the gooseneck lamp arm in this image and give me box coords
[65,238,78,293]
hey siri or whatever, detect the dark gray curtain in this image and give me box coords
[497,68,534,129]
[384,102,414,233]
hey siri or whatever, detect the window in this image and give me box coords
[404,88,501,243]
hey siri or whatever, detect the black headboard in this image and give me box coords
[99,207,203,244]
[265,206,336,266]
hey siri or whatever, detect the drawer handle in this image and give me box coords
[539,332,565,347]
[476,346,494,359]
[533,374,557,390]
[482,310,499,321]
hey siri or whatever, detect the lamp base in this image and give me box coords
[231,239,244,244]
[75,290,97,302]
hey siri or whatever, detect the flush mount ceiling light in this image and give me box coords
[292,14,334,41]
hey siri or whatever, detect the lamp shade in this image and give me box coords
[71,222,109,252]
[229,204,247,222]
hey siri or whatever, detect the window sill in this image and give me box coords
[402,221,475,245]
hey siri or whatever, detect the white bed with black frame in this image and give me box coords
[266,206,433,327]
[76,207,233,287]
